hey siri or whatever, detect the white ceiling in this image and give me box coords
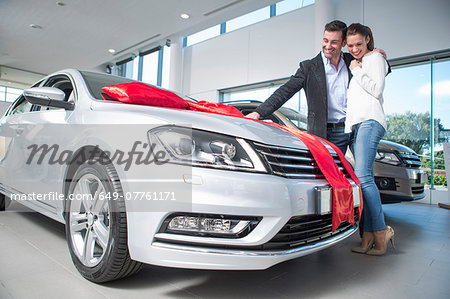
[0,0,279,77]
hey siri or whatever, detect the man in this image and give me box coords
[247,20,385,155]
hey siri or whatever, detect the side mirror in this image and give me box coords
[23,87,74,111]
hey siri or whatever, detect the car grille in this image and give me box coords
[412,185,425,194]
[398,152,422,168]
[252,142,350,179]
[258,209,358,250]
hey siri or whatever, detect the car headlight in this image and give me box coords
[148,126,267,172]
[375,150,402,166]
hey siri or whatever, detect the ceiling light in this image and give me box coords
[108,49,116,54]
[30,24,43,29]
[180,13,190,19]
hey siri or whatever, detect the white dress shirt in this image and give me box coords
[345,51,388,133]
[321,52,349,124]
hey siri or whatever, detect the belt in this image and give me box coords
[327,122,345,128]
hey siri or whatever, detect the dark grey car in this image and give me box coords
[227,100,427,203]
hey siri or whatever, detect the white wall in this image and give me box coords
[183,5,315,100]
[182,0,450,101]
[362,0,450,59]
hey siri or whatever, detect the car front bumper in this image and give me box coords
[375,165,426,202]
[123,168,359,270]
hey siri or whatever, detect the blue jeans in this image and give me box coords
[350,120,386,233]
[327,125,351,155]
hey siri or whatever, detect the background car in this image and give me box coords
[227,100,427,204]
[0,69,361,283]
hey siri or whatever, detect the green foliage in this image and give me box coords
[428,173,447,186]
[385,111,447,154]
[421,150,445,170]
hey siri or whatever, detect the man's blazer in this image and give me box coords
[255,52,354,139]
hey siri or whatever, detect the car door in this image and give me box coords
[0,95,35,195]
[9,75,76,214]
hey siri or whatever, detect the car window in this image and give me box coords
[278,107,307,130]
[4,80,43,116]
[9,97,33,115]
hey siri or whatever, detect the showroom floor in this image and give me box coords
[0,202,449,299]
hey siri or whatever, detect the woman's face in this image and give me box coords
[346,33,370,60]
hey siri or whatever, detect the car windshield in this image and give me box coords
[277,107,307,130]
[80,71,191,103]
[80,71,135,100]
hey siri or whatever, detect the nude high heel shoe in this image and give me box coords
[366,226,395,256]
[351,238,374,254]
[351,232,374,254]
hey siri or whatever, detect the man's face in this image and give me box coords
[322,30,345,60]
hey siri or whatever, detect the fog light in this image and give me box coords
[168,216,250,235]
[162,214,262,238]
[380,178,390,188]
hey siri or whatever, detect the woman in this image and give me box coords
[345,23,394,255]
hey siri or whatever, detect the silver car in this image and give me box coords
[0,69,360,283]
[227,101,427,204]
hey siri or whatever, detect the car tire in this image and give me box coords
[0,193,5,211]
[65,159,143,283]
[0,193,11,211]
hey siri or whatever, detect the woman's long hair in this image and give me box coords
[347,23,374,51]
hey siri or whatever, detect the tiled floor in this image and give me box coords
[0,202,449,299]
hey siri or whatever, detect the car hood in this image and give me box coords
[91,101,329,151]
[379,139,416,154]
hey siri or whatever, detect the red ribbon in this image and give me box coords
[184,101,362,231]
[267,123,362,230]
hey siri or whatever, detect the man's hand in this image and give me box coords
[349,59,361,71]
[373,48,387,60]
[246,112,261,119]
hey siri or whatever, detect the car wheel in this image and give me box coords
[0,193,11,211]
[65,159,143,283]
[0,193,5,211]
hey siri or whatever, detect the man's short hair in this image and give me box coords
[324,20,347,40]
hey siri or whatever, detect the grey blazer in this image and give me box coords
[255,52,354,139]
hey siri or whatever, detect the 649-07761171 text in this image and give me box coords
[10,191,177,202]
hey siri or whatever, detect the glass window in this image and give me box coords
[226,7,270,33]
[186,25,221,47]
[1,86,24,103]
[432,59,450,183]
[123,58,139,80]
[276,0,301,16]
[142,50,159,86]
[9,97,32,115]
[80,71,135,100]
[0,86,5,101]
[161,46,171,89]
[383,63,431,156]
[302,0,315,7]
[221,84,307,122]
